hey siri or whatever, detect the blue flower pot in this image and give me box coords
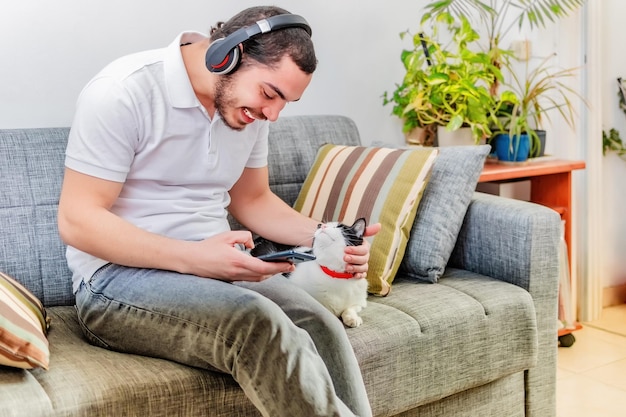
[493,133,530,163]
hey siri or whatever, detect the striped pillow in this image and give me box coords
[0,271,50,369]
[294,145,438,295]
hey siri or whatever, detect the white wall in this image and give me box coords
[0,0,424,146]
[601,0,626,288]
[1,1,624,290]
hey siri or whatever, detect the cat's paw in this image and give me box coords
[341,310,363,328]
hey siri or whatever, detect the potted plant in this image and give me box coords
[492,53,583,161]
[417,0,586,160]
[602,78,626,162]
[603,128,626,161]
[383,15,500,145]
[420,0,586,97]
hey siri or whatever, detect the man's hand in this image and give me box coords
[343,223,382,278]
[58,168,293,282]
[186,231,295,282]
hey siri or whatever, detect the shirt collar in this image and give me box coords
[164,31,207,109]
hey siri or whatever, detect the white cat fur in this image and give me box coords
[289,222,368,328]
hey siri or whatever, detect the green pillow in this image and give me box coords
[294,145,438,295]
[0,271,50,369]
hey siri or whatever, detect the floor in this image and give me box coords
[557,304,626,416]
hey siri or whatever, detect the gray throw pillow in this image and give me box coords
[400,145,490,283]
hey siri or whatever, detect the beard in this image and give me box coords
[213,74,243,131]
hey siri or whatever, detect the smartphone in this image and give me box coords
[256,250,316,264]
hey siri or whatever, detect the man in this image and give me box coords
[58,5,379,417]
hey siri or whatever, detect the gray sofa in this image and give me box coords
[0,115,560,417]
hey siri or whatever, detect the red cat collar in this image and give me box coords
[320,265,355,279]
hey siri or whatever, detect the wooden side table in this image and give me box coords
[478,159,586,263]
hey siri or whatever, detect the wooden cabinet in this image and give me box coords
[478,159,586,264]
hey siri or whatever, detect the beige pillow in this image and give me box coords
[0,271,50,369]
[294,145,438,295]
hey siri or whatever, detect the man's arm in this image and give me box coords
[58,168,293,281]
[228,167,381,276]
[228,166,319,246]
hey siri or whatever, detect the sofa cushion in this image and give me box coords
[0,271,50,369]
[401,145,490,283]
[353,268,538,414]
[0,367,54,416]
[1,306,261,417]
[1,267,537,417]
[294,145,438,295]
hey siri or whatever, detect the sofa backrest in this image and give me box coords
[1,127,73,306]
[0,115,362,307]
[265,115,361,204]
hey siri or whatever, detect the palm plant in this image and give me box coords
[420,0,586,96]
[384,0,586,148]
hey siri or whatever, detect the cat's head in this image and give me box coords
[312,218,367,270]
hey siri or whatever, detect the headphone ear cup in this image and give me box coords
[206,39,241,75]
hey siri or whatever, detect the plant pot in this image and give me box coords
[436,126,475,147]
[405,125,437,146]
[493,133,530,163]
[532,129,546,158]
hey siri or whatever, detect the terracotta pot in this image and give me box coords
[405,125,437,146]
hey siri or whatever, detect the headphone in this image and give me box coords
[205,14,312,75]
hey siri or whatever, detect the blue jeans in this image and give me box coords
[75,264,371,417]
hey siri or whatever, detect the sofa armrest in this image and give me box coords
[451,192,561,293]
[450,191,561,416]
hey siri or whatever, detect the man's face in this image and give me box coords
[213,56,312,131]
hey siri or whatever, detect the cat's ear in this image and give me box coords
[352,218,367,238]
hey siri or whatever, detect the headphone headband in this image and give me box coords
[205,14,312,75]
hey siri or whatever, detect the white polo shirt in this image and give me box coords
[65,32,269,292]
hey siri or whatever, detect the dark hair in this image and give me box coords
[209,6,317,74]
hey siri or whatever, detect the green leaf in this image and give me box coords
[426,73,450,85]
[447,115,464,131]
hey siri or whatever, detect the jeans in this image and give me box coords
[75,264,372,417]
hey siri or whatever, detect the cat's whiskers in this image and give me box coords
[294,234,316,248]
